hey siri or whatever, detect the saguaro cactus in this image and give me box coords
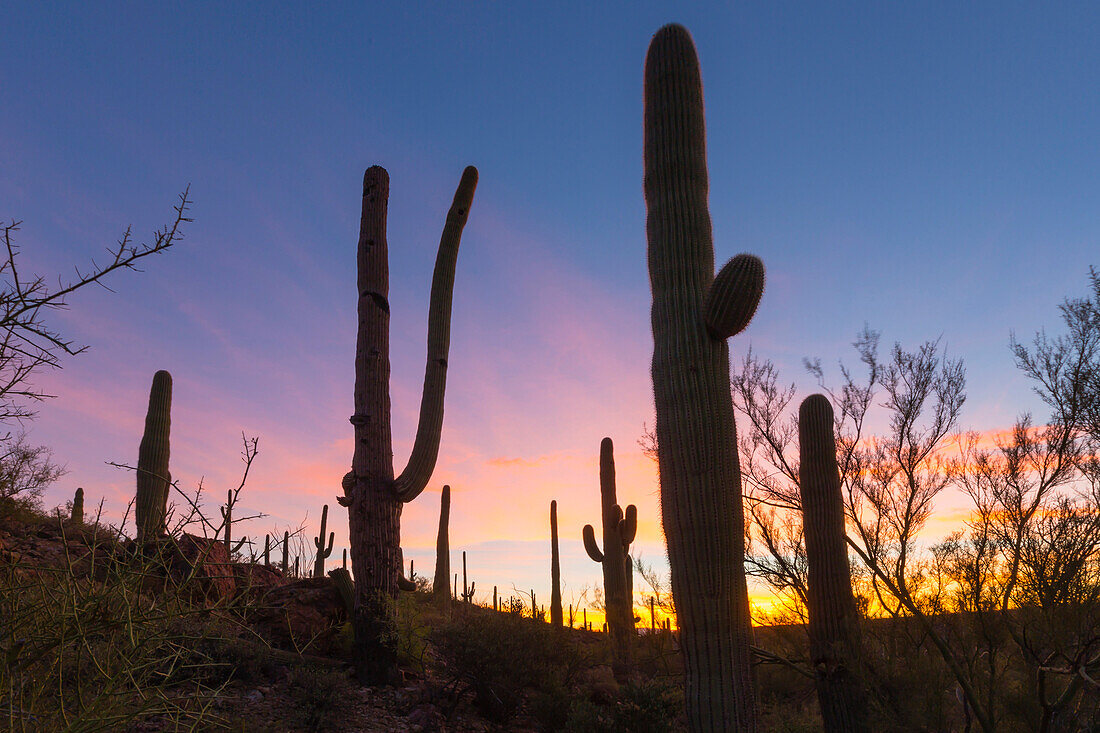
[799,395,868,732]
[71,487,84,524]
[340,165,477,684]
[281,530,289,575]
[433,485,451,606]
[645,24,765,731]
[583,437,637,677]
[550,499,563,627]
[220,489,247,556]
[135,370,172,542]
[313,504,335,578]
[461,550,475,602]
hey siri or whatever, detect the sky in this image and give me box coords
[2,3,1099,621]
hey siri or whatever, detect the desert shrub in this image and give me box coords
[564,678,682,733]
[432,610,588,722]
[0,521,232,731]
[284,665,357,732]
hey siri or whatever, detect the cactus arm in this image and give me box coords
[324,532,334,555]
[704,254,765,340]
[619,504,638,546]
[582,524,604,562]
[231,536,246,554]
[393,167,479,503]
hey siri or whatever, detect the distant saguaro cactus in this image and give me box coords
[313,504,335,578]
[219,489,247,556]
[645,24,765,731]
[340,165,477,684]
[70,487,84,525]
[135,370,172,542]
[281,531,289,575]
[799,394,869,732]
[460,550,475,602]
[583,437,637,677]
[550,499,563,627]
[263,535,271,567]
[433,485,451,607]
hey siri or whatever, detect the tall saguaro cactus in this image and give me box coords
[313,504,335,578]
[135,370,172,542]
[340,165,477,684]
[645,24,765,731]
[219,489,247,556]
[434,485,451,606]
[550,499,563,627]
[582,437,637,677]
[799,395,869,732]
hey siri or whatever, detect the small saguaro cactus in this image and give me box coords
[135,370,172,542]
[461,550,475,603]
[313,504,335,578]
[330,567,355,616]
[263,535,271,567]
[645,23,766,731]
[799,394,869,732]
[343,548,348,570]
[341,166,478,684]
[550,499,563,627]
[71,487,84,524]
[220,489,247,556]
[583,437,637,677]
[281,531,290,575]
[433,485,451,606]
[493,585,498,612]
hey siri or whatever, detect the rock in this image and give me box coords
[243,577,347,655]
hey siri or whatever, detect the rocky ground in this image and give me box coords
[0,514,637,732]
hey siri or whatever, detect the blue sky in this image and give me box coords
[3,3,1098,613]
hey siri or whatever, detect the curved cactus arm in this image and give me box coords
[704,254,765,340]
[398,575,416,592]
[582,524,604,562]
[231,536,247,554]
[393,166,479,503]
[619,504,638,546]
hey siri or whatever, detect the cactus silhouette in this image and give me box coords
[330,567,355,616]
[799,394,869,732]
[550,499,563,627]
[263,535,271,568]
[433,485,451,606]
[135,370,172,542]
[645,24,765,731]
[312,504,335,578]
[70,487,83,524]
[461,550,475,603]
[219,489,247,556]
[281,531,289,575]
[339,165,477,684]
[583,438,637,677]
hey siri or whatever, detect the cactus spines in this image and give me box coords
[434,485,451,606]
[582,437,636,677]
[313,504,335,578]
[135,370,172,542]
[645,24,763,730]
[550,499,563,627]
[342,165,477,684]
[71,487,84,524]
[799,394,869,732]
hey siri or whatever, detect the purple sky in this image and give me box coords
[3,4,1098,615]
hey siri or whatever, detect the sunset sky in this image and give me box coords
[3,4,1099,618]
